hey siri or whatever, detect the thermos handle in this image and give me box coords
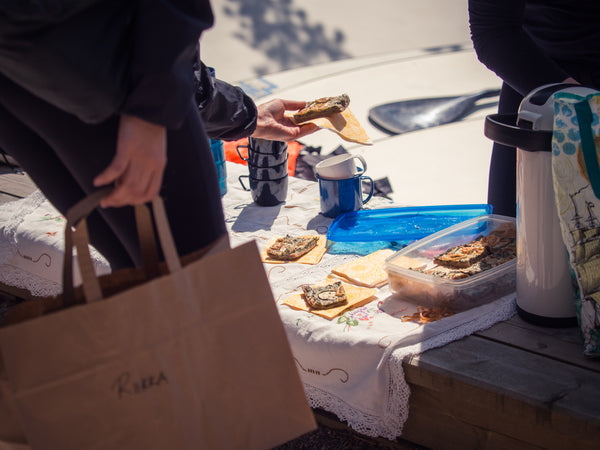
[484,114,552,152]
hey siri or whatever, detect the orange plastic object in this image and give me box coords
[223,138,302,177]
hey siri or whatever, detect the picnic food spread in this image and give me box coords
[269,217,516,321]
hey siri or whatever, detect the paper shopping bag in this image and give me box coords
[551,90,600,357]
[0,189,316,449]
[0,358,28,449]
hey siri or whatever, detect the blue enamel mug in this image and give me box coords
[317,173,374,218]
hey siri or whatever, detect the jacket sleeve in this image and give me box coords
[194,60,258,141]
[120,0,214,129]
[468,0,570,96]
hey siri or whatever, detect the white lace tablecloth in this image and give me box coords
[224,162,516,439]
[0,191,110,297]
[0,162,516,439]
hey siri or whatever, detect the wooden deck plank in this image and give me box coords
[403,372,598,450]
[403,384,542,450]
[475,316,600,373]
[0,166,37,201]
[0,192,19,205]
[402,334,600,449]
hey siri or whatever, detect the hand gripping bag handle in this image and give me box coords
[63,187,181,305]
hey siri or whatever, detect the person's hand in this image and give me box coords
[251,99,319,142]
[93,114,167,208]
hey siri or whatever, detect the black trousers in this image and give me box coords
[0,72,227,270]
[487,82,521,218]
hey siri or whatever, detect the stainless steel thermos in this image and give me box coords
[484,83,597,326]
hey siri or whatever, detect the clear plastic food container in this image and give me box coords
[384,214,516,312]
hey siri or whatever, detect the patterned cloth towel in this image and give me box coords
[551,91,600,357]
[0,162,516,439]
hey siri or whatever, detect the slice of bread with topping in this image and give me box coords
[293,94,350,123]
[301,281,348,309]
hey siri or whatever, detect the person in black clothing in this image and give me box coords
[468,0,600,216]
[0,0,317,270]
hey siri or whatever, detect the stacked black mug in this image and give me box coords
[237,138,289,206]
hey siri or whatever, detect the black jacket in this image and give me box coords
[0,0,258,136]
[469,0,600,96]
[194,59,258,141]
[121,0,257,138]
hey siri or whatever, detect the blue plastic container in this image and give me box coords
[210,139,227,196]
[207,66,227,197]
[327,204,493,245]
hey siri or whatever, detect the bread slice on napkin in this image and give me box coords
[283,279,377,319]
[288,94,371,145]
[261,235,328,265]
[331,249,395,288]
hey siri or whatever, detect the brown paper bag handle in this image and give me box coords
[61,187,160,276]
[63,188,181,305]
[62,187,110,305]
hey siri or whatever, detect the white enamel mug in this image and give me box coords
[315,154,367,180]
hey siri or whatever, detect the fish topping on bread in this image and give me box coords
[301,281,348,309]
[433,238,490,269]
[266,235,320,261]
[293,94,350,123]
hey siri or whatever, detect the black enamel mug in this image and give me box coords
[236,138,288,167]
[238,174,288,206]
[247,157,288,179]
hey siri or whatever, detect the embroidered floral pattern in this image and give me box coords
[38,213,65,223]
[336,304,383,331]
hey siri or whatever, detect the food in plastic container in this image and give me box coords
[384,215,516,312]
